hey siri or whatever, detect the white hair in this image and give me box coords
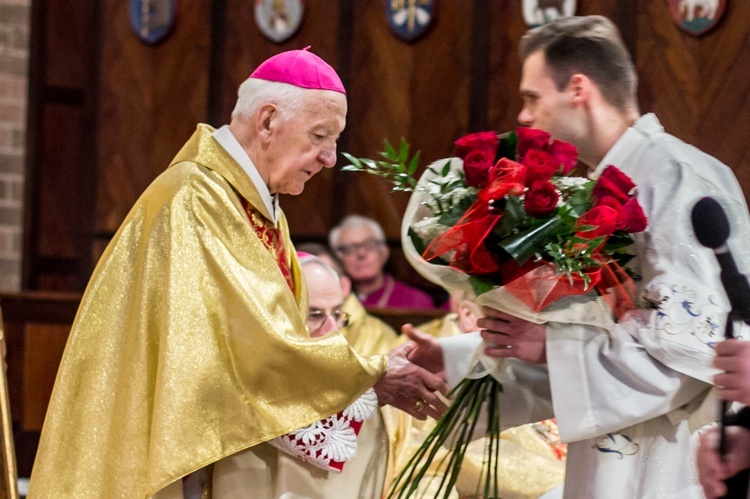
[328,215,386,249]
[299,255,340,282]
[231,78,309,122]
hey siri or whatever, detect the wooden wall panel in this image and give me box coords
[21,324,69,432]
[37,104,83,260]
[342,0,472,240]
[94,0,213,235]
[25,2,750,293]
[43,0,85,89]
[637,0,750,200]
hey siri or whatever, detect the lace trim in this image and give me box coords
[268,388,378,472]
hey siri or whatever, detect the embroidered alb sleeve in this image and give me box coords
[268,388,378,472]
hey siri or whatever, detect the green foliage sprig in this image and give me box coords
[342,138,421,192]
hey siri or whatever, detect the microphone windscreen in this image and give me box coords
[692,196,731,249]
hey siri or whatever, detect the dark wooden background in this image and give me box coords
[9,0,750,476]
[24,0,750,296]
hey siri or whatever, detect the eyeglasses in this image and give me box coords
[307,309,351,332]
[333,239,385,257]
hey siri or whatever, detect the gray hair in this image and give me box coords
[328,215,386,249]
[231,78,309,122]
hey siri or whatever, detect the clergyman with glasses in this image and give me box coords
[329,214,437,309]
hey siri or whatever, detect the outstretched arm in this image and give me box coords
[373,340,448,421]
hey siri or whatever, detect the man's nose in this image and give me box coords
[319,313,338,335]
[319,145,337,168]
[517,106,533,127]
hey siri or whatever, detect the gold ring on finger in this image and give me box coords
[414,398,426,413]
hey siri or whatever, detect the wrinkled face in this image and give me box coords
[303,264,345,338]
[266,90,347,195]
[518,51,576,143]
[333,226,388,283]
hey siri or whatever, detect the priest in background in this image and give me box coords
[28,49,447,498]
[296,241,399,356]
[329,215,439,310]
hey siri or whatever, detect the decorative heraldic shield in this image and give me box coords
[129,0,176,45]
[521,0,576,27]
[668,0,726,36]
[255,0,304,43]
[386,0,435,42]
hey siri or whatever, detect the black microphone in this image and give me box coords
[691,196,750,320]
[692,197,750,487]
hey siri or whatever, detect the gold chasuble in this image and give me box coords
[28,125,386,499]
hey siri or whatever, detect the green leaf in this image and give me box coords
[407,150,421,175]
[565,181,595,216]
[441,160,451,177]
[398,137,410,164]
[469,275,495,296]
[384,139,397,160]
[496,131,518,160]
[493,196,528,237]
[500,215,562,265]
[407,228,426,256]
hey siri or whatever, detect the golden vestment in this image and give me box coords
[28,125,386,498]
[383,314,565,498]
[207,294,398,498]
[341,293,399,358]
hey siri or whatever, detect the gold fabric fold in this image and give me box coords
[0,310,18,499]
[341,294,398,357]
[28,125,386,498]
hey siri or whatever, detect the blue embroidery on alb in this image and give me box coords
[593,433,640,459]
[652,283,727,348]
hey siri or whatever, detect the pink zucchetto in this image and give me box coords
[249,47,346,94]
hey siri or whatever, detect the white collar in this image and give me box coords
[212,124,278,224]
[590,113,663,180]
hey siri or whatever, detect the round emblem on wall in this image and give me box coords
[668,0,726,36]
[255,0,304,44]
[129,0,176,45]
[522,0,576,28]
[386,0,435,43]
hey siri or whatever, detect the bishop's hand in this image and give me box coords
[373,341,448,421]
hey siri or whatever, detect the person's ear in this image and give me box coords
[340,275,352,297]
[256,104,277,143]
[568,74,591,104]
[379,243,390,268]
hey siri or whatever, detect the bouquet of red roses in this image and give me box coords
[343,128,648,498]
[406,128,647,318]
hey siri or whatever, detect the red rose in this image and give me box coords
[549,140,578,174]
[593,166,636,204]
[597,195,627,230]
[525,181,559,218]
[577,205,619,239]
[463,148,495,188]
[622,197,648,233]
[522,149,559,186]
[516,127,551,158]
[454,131,499,160]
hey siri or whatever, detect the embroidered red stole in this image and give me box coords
[241,199,295,294]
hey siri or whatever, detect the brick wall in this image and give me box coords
[0,0,29,291]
